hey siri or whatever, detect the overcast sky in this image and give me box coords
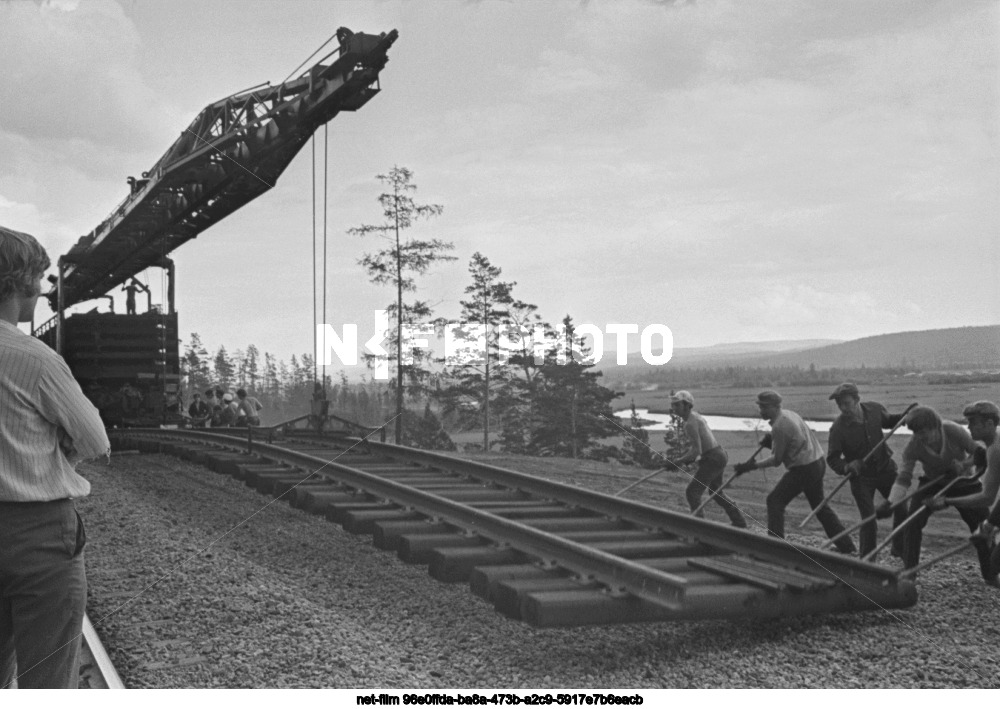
[1,0,997,370]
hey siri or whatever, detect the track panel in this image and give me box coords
[109,429,917,627]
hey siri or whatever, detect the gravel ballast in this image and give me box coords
[76,452,1000,688]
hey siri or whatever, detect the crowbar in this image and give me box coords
[614,466,668,497]
[822,473,948,550]
[691,443,766,516]
[862,466,987,561]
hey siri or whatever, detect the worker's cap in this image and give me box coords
[670,390,694,405]
[756,390,783,406]
[829,382,859,400]
[962,400,1000,423]
[223,393,233,402]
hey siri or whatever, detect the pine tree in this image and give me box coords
[621,400,656,468]
[439,252,516,451]
[213,346,235,389]
[245,344,260,392]
[527,316,620,459]
[181,333,212,397]
[349,166,456,443]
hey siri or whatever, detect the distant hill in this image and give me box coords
[668,338,843,364]
[604,326,1000,373]
[744,325,1000,371]
[603,338,842,364]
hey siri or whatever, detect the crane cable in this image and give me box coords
[322,123,329,396]
[311,126,330,391]
[312,135,317,387]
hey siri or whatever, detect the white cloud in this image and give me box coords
[0,0,181,148]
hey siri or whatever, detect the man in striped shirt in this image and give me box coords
[734,390,857,554]
[0,226,110,689]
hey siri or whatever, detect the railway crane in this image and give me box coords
[33,27,398,425]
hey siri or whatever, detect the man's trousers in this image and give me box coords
[0,499,87,689]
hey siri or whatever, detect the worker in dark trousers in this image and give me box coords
[734,390,856,554]
[188,391,211,428]
[888,406,985,572]
[924,401,999,587]
[825,382,909,559]
[0,225,110,688]
[669,391,747,528]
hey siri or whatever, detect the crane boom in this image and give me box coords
[50,27,398,310]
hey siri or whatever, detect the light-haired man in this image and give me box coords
[0,226,110,688]
[670,391,747,528]
[888,405,984,571]
[734,390,856,554]
[235,388,263,427]
[825,382,909,559]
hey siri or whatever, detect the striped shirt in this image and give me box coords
[0,320,109,501]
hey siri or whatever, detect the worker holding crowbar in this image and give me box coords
[800,383,916,559]
[732,390,856,554]
[865,464,988,563]
[917,401,1000,586]
[882,405,988,573]
[664,391,747,528]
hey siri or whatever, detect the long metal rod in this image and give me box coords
[692,443,765,516]
[614,467,667,497]
[799,403,917,528]
[822,473,948,549]
[82,613,125,689]
[862,470,985,561]
[897,540,971,579]
[691,471,738,516]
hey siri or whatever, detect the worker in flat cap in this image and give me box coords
[889,405,985,572]
[670,391,747,527]
[922,401,999,586]
[734,390,856,553]
[825,383,910,559]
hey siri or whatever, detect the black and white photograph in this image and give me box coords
[1,0,998,696]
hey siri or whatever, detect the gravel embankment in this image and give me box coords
[77,452,1000,689]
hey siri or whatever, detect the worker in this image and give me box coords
[121,277,149,315]
[888,405,985,571]
[235,388,263,427]
[188,391,211,428]
[825,382,909,559]
[669,391,747,527]
[922,401,999,586]
[734,390,857,554]
[217,392,238,427]
[0,225,110,688]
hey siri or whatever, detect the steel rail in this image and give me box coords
[81,613,125,689]
[119,429,689,610]
[121,429,906,594]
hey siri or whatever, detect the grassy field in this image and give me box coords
[615,381,1000,421]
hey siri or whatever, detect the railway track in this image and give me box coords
[108,427,917,627]
[79,614,125,689]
